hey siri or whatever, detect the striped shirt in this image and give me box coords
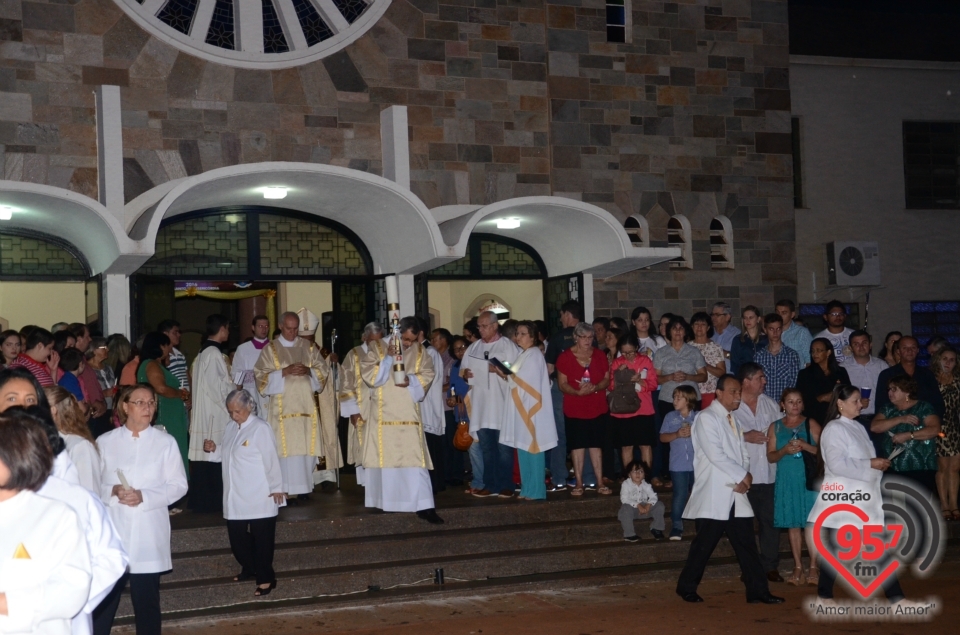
[167,347,190,391]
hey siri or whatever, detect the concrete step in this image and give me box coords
[119,532,716,620]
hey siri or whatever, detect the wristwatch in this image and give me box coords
[910,432,915,440]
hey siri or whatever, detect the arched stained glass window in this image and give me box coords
[0,231,88,278]
[425,234,544,279]
[137,208,370,279]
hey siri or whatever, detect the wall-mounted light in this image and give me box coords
[495,217,521,229]
[0,206,15,221]
[262,186,288,199]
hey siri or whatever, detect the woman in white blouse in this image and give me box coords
[95,385,188,635]
[205,390,284,597]
[0,414,92,635]
[45,387,102,495]
[808,385,903,601]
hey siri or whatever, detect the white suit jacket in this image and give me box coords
[683,399,755,520]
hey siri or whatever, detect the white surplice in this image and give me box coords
[189,343,235,463]
[221,414,284,520]
[232,339,269,416]
[38,475,128,635]
[97,425,188,573]
[499,347,558,454]
[421,344,445,436]
[61,433,102,496]
[0,491,91,635]
[461,336,521,436]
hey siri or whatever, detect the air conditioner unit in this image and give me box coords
[827,241,881,286]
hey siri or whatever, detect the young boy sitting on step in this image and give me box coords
[618,460,665,542]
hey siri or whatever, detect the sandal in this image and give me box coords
[651,477,663,488]
[786,567,804,586]
[598,486,613,495]
[951,510,960,521]
[570,487,584,496]
[943,510,953,521]
[233,572,255,582]
[806,567,820,586]
[254,581,276,597]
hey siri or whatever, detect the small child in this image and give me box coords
[659,385,698,541]
[618,460,666,542]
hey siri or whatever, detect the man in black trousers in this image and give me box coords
[675,375,784,604]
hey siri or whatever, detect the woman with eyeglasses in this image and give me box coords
[608,333,658,473]
[95,383,188,635]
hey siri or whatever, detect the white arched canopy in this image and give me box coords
[127,162,457,276]
[437,197,679,278]
[0,181,144,275]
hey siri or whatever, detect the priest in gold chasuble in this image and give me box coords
[253,312,330,497]
[339,322,384,488]
[357,316,443,522]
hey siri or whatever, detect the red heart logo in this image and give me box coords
[812,503,900,599]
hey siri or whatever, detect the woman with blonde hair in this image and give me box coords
[44,385,102,495]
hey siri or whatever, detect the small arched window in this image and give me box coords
[710,216,735,269]
[667,215,693,270]
[624,215,649,248]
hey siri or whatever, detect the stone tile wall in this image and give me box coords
[0,0,795,321]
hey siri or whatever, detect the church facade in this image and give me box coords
[0,0,795,343]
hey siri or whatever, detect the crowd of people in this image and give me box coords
[3,297,954,632]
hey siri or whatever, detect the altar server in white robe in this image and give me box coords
[0,414,92,635]
[10,405,128,635]
[206,390,285,597]
[495,321,557,501]
[96,385,189,635]
[358,317,443,524]
[188,314,234,513]
[461,311,521,497]
[253,312,330,500]
[417,317,447,494]
[231,314,271,417]
[339,323,383,487]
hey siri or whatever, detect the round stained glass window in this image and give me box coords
[114,0,390,69]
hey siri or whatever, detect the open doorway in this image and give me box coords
[427,281,544,330]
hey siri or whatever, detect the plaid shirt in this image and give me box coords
[753,345,800,402]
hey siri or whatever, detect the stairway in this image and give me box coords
[114,491,732,623]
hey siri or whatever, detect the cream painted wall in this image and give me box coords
[0,282,87,330]
[85,280,99,323]
[428,280,543,329]
[282,282,334,321]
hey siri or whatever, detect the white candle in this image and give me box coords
[385,275,399,305]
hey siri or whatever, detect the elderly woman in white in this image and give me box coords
[808,385,904,601]
[205,390,285,597]
[494,321,557,500]
[95,384,188,635]
[0,414,91,635]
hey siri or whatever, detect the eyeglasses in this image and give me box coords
[129,400,157,408]
[576,335,593,340]
[827,312,845,317]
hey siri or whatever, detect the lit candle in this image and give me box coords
[385,275,399,305]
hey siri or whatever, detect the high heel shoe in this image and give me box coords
[254,581,277,597]
[786,566,804,586]
[806,567,820,586]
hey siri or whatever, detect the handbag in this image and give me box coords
[452,400,473,451]
[800,420,819,491]
[607,366,642,414]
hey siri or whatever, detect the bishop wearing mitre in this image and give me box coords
[358,316,443,523]
[294,307,343,486]
[253,311,330,499]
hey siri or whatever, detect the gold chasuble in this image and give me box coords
[316,350,343,469]
[358,339,435,469]
[253,337,330,458]
[339,345,365,467]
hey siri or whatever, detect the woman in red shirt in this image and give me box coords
[556,322,611,496]
[608,332,659,474]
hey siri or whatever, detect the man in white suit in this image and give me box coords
[675,375,784,604]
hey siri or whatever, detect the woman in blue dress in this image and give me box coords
[767,387,821,586]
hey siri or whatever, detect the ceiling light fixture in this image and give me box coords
[495,217,521,229]
[0,206,14,221]
[262,186,288,200]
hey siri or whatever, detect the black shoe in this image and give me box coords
[747,594,786,604]
[650,529,665,541]
[416,508,445,524]
[677,591,704,603]
[286,498,299,507]
[297,494,311,501]
[320,481,338,492]
[254,581,276,597]
[767,570,784,583]
[624,535,640,543]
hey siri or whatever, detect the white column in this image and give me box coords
[95,85,124,221]
[380,105,410,190]
[582,273,594,323]
[397,274,416,318]
[236,0,264,52]
[102,273,130,338]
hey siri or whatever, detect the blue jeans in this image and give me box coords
[477,428,514,494]
[468,440,484,490]
[547,382,568,487]
[670,470,694,532]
